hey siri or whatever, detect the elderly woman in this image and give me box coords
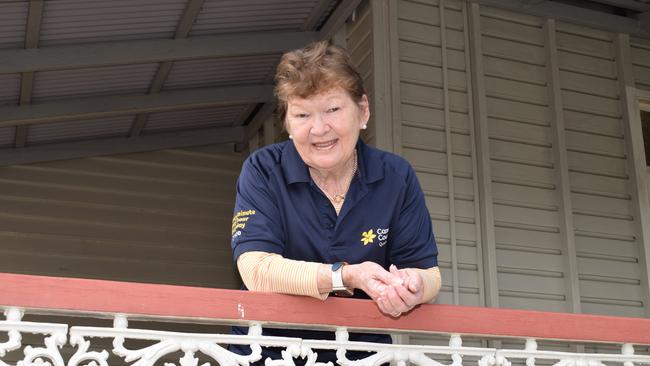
[230,41,441,363]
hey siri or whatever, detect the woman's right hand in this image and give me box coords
[343,261,404,312]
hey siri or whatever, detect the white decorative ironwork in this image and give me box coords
[0,308,67,366]
[622,344,634,366]
[478,352,510,366]
[0,310,23,359]
[69,316,265,366]
[2,308,650,366]
[265,343,330,366]
[68,333,109,366]
[524,339,537,366]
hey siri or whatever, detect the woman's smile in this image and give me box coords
[312,139,338,150]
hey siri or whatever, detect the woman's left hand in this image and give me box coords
[376,265,424,317]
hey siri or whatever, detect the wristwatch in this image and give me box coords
[331,262,354,296]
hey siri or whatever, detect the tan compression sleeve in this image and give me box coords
[415,266,442,303]
[237,251,329,300]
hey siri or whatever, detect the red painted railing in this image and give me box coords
[1,272,649,345]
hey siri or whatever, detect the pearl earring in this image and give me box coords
[361,124,367,130]
[289,134,293,139]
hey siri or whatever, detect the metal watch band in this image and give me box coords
[331,262,353,296]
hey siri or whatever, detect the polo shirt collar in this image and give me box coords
[281,141,311,184]
[356,139,384,184]
[281,139,385,185]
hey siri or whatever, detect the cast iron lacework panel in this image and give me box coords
[2,309,650,366]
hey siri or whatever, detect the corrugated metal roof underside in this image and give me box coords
[0,2,27,49]
[32,64,159,102]
[39,0,186,46]
[163,54,280,90]
[0,73,21,106]
[28,116,135,145]
[0,127,16,148]
[144,105,247,132]
[190,0,323,36]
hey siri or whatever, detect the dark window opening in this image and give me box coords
[642,110,650,167]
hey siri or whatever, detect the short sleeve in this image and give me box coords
[388,164,438,269]
[231,157,286,261]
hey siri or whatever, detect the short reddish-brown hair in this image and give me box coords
[274,41,366,122]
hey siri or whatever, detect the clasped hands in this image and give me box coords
[345,262,424,318]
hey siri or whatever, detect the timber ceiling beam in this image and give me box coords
[0,84,273,128]
[475,0,650,37]
[0,126,244,167]
[0,31,317,75]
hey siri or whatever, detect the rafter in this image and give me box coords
[0,126,243,167]
[0,85,273,127]
[24,0,43,49]
[129,114,149,138]
[130,0,207,138]
[175,0,206,38]
[0,31,317,75]
[15,0,44,148]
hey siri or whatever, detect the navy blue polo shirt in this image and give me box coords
[231,139,437,269]
[229,139,438,364]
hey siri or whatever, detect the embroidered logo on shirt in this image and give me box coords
[377,227,389,247]
[361,227,389,247]
[232,209,256,238]
[361,229,376,245]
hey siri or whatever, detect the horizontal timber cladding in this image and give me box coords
[480,7,645,316]
[0,144,245,289]
[396,0,483,307]
[346,0,375,146]
[556,22,644,317]
[478,7,571,313]
[390,0,647,316]
[632,37,650,92]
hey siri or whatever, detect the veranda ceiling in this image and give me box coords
[0,0,355,165]
[0,0,648,166]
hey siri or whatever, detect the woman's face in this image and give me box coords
[285,87,369,174]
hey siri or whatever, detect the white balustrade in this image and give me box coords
[2,308,649,366]
[0,309,67,366]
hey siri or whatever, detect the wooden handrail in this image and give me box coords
[1,272,649,344]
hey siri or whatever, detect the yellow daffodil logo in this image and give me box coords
[361,229,376,246]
